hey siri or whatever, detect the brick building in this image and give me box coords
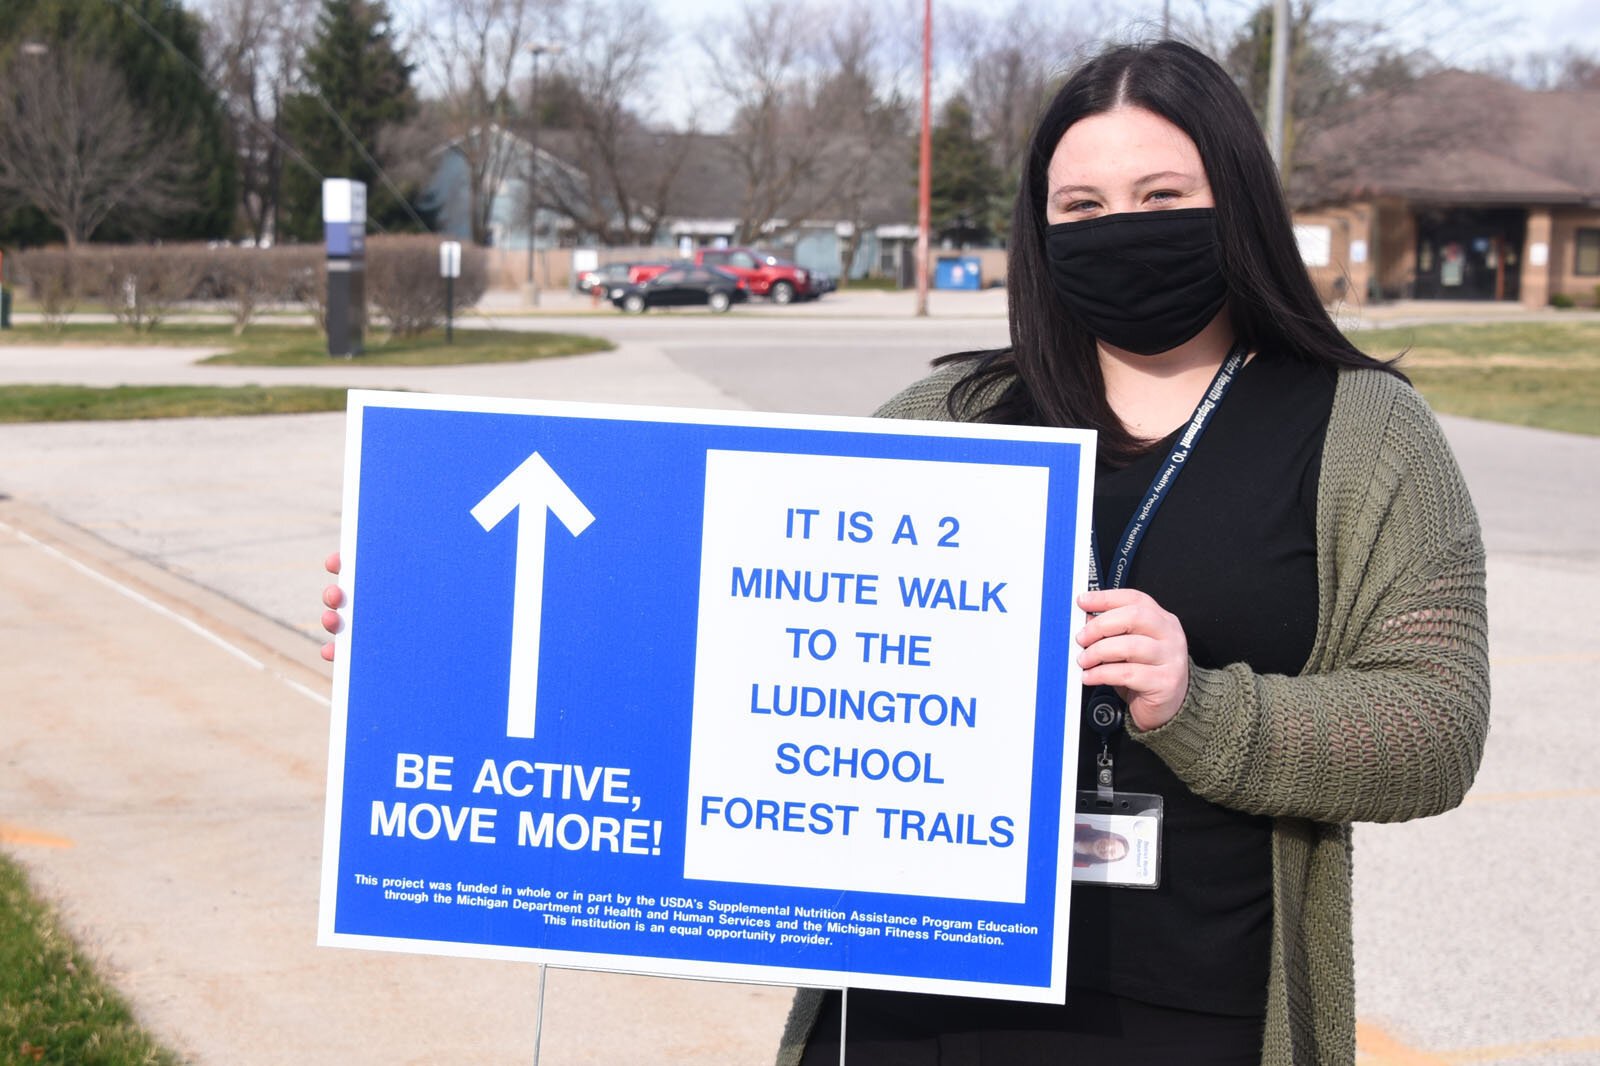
[1290,70,1600,308]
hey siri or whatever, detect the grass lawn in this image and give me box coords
[0,322,612,366]
[201,325,610,366]
[0,385,350,423]
[0,323,611,421]
[1349,321,1600,436]
[0,853,181,1065]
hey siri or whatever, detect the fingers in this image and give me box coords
[1075,590,1173,648]
[1075,588,1188,731]
[1077,634,1164,671]
[1080,661,1165,691]
[320,607,341,662]
[1077,588,1141,616]
[321,551,344,662]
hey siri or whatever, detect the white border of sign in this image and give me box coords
[319,389,1096,1002]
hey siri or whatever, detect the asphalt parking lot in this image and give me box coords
[1,295,1597,1064]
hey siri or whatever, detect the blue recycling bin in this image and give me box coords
[934,255,982,291]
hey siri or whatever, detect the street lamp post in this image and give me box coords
[1266,0,1290,175]
[915,0,932,317]
[524,42,561,308]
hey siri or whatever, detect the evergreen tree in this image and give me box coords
[0,0,237,244]
[929,96,1004,247]
[277,0,420,242]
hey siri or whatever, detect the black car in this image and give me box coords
[608,266,749,314]
[575,261,634,293]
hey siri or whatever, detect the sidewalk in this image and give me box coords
[0,498,792,1065]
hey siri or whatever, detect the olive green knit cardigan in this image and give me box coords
[774,363,1490,1066]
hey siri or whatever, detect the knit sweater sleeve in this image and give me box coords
[1131,370,1490,824]
[872,359,1008,421]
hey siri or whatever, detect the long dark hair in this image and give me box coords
[949,39,1400,462]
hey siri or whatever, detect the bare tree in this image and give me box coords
[948,1,1101,182]
[416,0,550,244]
[698,0,842,243]
[1167,0,1519,196]
[0,49,188,246]
[812,4,915,274]
[535,0,692,244]
[1492,46,1600,91]
[1229,6,1405,147]
[204,0,320,243]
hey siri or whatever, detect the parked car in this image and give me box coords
[758,251,834,297]
[806,267,838,295]
[696,247,818,303]
[576,261,673,293]
[607,266,749,314]
[575,262,631,293]
[622,249,824,303]
[624,259,685,286]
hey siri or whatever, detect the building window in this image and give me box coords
[1576,228,1600,276]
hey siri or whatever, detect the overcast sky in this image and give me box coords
[591,0,1600,130]
[641,0,1600,73]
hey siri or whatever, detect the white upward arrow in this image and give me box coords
[471,452,595,739]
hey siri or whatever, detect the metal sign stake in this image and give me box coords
[839,987,849,1066]
[531,964,548,1066]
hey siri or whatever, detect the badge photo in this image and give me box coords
[1071,792,1162,889]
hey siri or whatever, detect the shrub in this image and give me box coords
[841,274,900,291]
[276,247,328,332]
[15,247,79,327]
[365,235,487,338]
[1549,292,1576,310]
[203,245,321,334]
[78,244,206,331]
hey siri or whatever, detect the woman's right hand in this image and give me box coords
[320,551,343,662]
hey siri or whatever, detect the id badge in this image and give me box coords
[1070,791,1163,889]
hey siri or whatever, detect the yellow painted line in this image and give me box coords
[1359,1020,1600,1064]
[1464,787,1600,806]
[0,823,75,849]
[1358,1022,1452,1066]
[1443,1035,1600,1062]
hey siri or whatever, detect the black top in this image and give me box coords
[799,353,1337,1065]
[1070,352,1335,1015]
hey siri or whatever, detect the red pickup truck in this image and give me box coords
[634,248,818,303]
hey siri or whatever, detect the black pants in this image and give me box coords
[798,987,1264,1066]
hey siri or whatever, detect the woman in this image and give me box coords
[778,39,1489,1066]
[1072,824,1130,867]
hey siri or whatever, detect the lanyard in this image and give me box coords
[1084,343,1247,799]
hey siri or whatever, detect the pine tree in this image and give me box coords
[277,0,419,242]
[930,97,1004,247]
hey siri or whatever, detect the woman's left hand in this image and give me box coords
[1076,589,1190,732]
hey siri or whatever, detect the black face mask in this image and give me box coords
[1044,207,1227,356]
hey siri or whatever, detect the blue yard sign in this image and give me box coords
[319,391,1096,1002]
